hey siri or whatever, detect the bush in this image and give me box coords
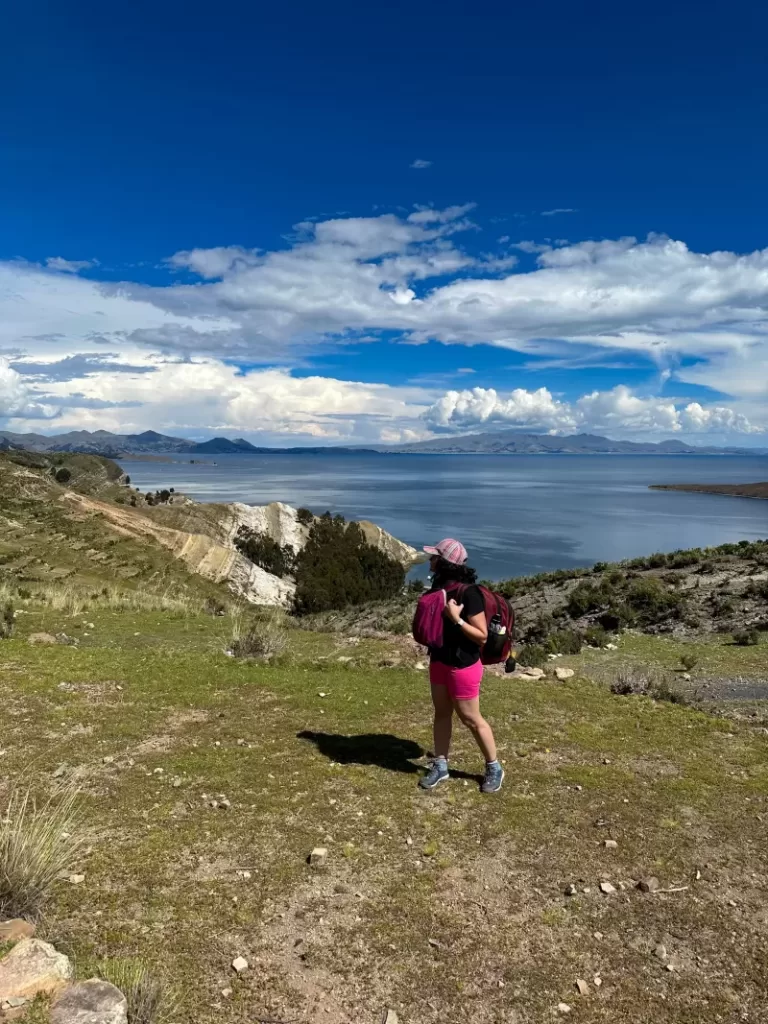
[98,959,178,1024]
[292,513,405,615]
[547,629,583,655]
[0,785,93,920]
[647,552,668,568]
[406,579,426,595]
[204,596,226,617]
[734,629,760,647]
[517,643,548,667]
[235,528,295,578]
[54,467,71,484]
[584,624,609,648]
[611,666,685,703]
[680,652,699,672]
[623,578,683,626]
[0,601,14,639]
[231,623,288,660]
[296,507,314,526]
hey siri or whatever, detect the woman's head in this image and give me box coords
[423,537,477,584]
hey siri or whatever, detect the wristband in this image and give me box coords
[457,617,466,627]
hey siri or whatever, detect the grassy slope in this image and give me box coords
[2,600,768,1024]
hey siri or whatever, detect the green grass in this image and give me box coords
[1,600,768,1023]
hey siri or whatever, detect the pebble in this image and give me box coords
[654,944,668,961]
[558,1003,572,1014]
[67,874,85,885]
[599,881,616,894]
[604,839,618,849]
[575,979,589,996]
[309,847,328,868]
[231,956,248,974]
[221,987,233,998]
[638,876,660,893]
[593,931,603,940]
[593,975,602,987]
[383,1012,399,1024]
[564,884,577,896]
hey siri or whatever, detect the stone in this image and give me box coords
[682,672,692,681]
[605,642,618,650]
[67,874,85,885]
[564,884,577,896]
[604,839,618,849]
[231,956,248,974]
[638,876,660,893]
[51,979,128,1024]
[575,979,589,996]
[309,847,328,868]
[518,667,545,679]
[558,1003,572,1014]
[221,987,233,998]
[27,633,60,646]
[593,931,603,941]
[384,1012,399,1024]
[554,667,575,681]
[0,921,35,943]
[653,944,668,961]
[593,975,602,987]
[599,881,616,894]
[0,939,73,1002]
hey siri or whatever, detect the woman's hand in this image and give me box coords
[445,598,464,624]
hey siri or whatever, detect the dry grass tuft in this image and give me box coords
[98,959,178,1024]
[0,784,94,921]
[230,609,288,659]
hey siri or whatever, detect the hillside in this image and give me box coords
[1,543,768,1022]
[0,450,419,610]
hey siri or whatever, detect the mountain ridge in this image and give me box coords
[1,426,766,457]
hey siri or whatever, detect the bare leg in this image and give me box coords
[453,697,497,762]
[430,683,454,758]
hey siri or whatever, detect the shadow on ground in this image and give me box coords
[297,730,484,784]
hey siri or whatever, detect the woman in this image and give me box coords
[419,538,504,794]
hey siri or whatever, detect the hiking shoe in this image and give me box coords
[481,761,505,794]
[419,760,449,790]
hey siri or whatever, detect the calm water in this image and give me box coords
[120,454,768,580]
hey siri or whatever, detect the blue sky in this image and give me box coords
[2,0,768,444]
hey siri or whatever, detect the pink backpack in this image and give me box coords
[411,588,447,648]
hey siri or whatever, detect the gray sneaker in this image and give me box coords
[419,760,450,790]
[481,761,505,794]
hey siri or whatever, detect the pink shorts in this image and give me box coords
[429,659,484,701]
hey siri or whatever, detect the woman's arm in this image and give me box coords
[445,599,488,647]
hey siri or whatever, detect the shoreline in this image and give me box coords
[650,482,768,500]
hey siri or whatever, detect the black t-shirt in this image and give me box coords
[429,583,485,668]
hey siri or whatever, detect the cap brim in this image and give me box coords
[422,545,439,555]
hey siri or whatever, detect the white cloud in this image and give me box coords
[541,208,576,216]
[0,360,56,419]
[423,384,760,436]
[168,246,260,279]
[45,257,97,274]
[410,159,432,169]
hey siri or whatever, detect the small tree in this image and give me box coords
[0,602,14,640]
[680,652,699,672]
[54,467,71,485]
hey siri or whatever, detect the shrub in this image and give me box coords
[98,959,178,1024]
[0,785,93,920]
[292,513,404,615]
[611,665,684,703]
[745,580,768,601]
[547,629,583,655]
[566,582,608,618]
[734,629,760,647]
[406,579,426,595]
[296,507,314,526]
[680,652,699,672]
[0,602,14,639]
[231,622,288,659]
[647,552,668,568]
[517,643,548,667]
[54,467,71,485]
[584,624,609,648]
[235,528,295,578]
[204,596,226,617]
[623,578,683,625]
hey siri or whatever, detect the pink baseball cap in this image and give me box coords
[423,537,468,565]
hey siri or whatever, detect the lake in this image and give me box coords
[119,454,768,580]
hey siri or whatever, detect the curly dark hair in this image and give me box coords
[431,556,478,588]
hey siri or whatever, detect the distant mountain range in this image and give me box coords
[1,427,766,458]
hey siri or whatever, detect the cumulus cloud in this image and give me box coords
[0,360,56,420]
[410,159,432,169]
[45,257,96,274]
[423,384,760,436]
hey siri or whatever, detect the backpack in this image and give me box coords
[412,583,515,665]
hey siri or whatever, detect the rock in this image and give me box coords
[554,667,575,680]
[593,932,603,940]
[231,956,248,974]
[0,921,35,943]
[51,979,128,1024]
[638,876,661,893]
[309,847,327,868]
[653,944,668,961]
[599,881,616,894]
[221,987,232,998]
[558,1003,572,1014]
[27,633,60,646]
[575,979,589,996]
[682,672,692,681]
[593,975,602,987]
[0,939,73,1002]
[66,874,85,885]
[604,839,618,849]
[414,661,428,671]
[605,642,618,650]
[384,1012,399,1024]
[564,884,577,896]
[518,667,545,679]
